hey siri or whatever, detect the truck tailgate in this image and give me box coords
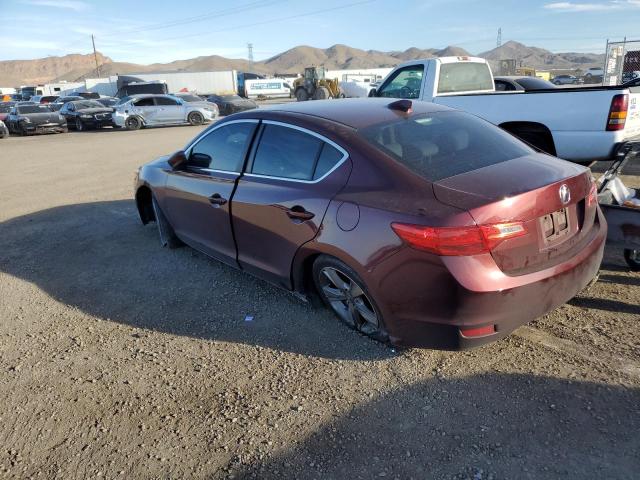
[624,91,640,139]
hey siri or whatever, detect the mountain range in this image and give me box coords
[0,41,605,86]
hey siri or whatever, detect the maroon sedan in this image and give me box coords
[135,98,606,349]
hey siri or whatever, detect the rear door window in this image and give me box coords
[189,122,257,171]
[251,124,324,180]
[155,97,179,106]
[437,62,494,94]
[360,111,533,182]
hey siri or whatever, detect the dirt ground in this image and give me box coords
[0,125,638,480]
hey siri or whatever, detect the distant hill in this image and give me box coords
[480,40,605,70]
[0,41,604,86]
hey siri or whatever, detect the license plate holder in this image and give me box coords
[541,207,570,243]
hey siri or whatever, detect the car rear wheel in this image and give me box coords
[313,256,388,343]
[125,116,142,130]
[624,249,640,271]
[151,194,183,249]
[187,111,204,126]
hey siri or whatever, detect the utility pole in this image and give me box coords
[247,43,254,71]
[92,34,101,78]
[497,28,502,48]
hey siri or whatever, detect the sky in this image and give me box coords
[1,0,639,63]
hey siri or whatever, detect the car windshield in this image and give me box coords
[360,111,533,182]
[18,105,51,114]
[222,95,243,101]
[178,94,202,102]
[75,100,104,109]
[0,104,13,113]
[97,98,117,106]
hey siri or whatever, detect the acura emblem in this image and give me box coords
[559,184,571,204]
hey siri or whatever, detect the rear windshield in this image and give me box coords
[437,62,494,94]
[360,111,533,182]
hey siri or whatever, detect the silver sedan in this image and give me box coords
[113,94,217,130]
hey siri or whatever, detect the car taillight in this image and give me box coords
[391,221,527,256]
[586,181,598,207]
[606,94,628,131]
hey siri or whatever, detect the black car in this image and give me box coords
[206,94,258,115]
[494,76,556,91]
[59,100,114,131]
[6,104,67,135]
[49,96,85,112]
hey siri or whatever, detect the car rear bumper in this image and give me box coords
[381,210,607,350]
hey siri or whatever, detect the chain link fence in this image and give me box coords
[603,39,640,85]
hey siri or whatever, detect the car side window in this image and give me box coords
[251,124,324,180]
[134,98,154,107]
[376,65,424,99]
[155,97,178,106]
[313,143,343,180]
[189,122,257,172]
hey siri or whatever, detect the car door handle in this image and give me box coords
[208,193,227,205]
[286,206,315,221]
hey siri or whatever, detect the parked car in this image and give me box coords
[584,67,604,78]
[173,93,219,117]
[134,98,605,350]
[552,75,582,85]
[0,102,14,121]
[622,71,640,84]
[622,76,640,88]
[59,100,114,131]
[6,103,67,135]
[71,91,100,99]
[206,94,257,115]
[370,57,640,165]
[113,94,215,130]
[29,95,59,104]
[95,96,119,108]
[0,119,8,138]
[494,76,556,91]
[49,96,85,111]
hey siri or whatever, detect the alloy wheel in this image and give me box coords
[318,267,379,334]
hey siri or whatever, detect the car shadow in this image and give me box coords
[0,200,393,361]
[228,373,640,479]
[569,296,640,315]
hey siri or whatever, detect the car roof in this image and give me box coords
[256,98,454,129]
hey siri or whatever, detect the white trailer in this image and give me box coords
[326,68,393,83]
[85,77,118,97]
[244,78,292,99]
[124,71,238,96]
[37,82,84,96]
[0,87,16,95]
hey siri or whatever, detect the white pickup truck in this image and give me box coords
[370,56,640,165]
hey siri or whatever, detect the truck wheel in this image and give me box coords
[125,116,142,130]
[624,249,640,271]
[188,111,204,126]
[295,88,309,102]
[313,87,330,100]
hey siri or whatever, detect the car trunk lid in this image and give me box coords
[433,154,597,274]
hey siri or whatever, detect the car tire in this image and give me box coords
[151,194,183,249]
[313,255,389,343]
[624,249,640,271]
[75,118,84,131]
[187,111,204,126]
[125,116,142,130]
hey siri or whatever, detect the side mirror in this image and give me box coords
[190,152,212,168]
[168,150,188,170]
[368,88,377,97]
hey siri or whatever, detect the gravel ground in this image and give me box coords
[0,126,638,480]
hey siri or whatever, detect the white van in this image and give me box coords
[244,79,292,99]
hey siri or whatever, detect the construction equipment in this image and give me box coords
[293,66,341,101]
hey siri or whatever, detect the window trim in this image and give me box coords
[244,120,349,184]
[184,119,260,175]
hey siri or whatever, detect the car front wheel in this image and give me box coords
[313,255,388,343]
[187,111,204,126]
[125,116,142,130]
[624,249,640,271]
